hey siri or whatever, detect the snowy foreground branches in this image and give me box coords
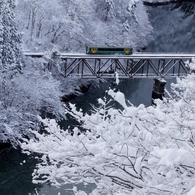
[21,61,195,195]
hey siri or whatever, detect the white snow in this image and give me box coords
[188,186,195,195]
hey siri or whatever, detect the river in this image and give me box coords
[0,1,194,194]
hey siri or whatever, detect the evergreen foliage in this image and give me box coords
[0,0,66,146]
[0,0,21,70]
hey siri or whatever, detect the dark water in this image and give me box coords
[70,78,173,110]
[0,147,40,195]
[1,2,195,194]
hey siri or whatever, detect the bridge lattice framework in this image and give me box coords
[24,53,195,79]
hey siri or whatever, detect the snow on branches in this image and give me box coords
[0,57,65,147]
[15,0,152,51]
[0,0,21,70]
[21,66,195,194]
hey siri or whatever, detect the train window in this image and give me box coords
[98,48,124,51]
[86,46,133,55]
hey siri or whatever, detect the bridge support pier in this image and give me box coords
[152,78,166,105]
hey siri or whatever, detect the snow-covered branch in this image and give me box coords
[21,65,195,194]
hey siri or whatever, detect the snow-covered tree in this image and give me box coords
[93,0,152,48]
[0,0,65,146]
[15,0,153,52]
[0,54,66,146]
[15,0,92,51]
[20,60,195,194]
[0,0,21,70]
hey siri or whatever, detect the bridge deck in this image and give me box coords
[60,53,195,59]
[24,52,195,78]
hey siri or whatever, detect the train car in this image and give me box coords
[86,46,133,55]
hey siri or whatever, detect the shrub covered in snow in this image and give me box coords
[21,62,195,194]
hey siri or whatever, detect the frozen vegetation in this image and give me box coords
[1,0,195,194]
[21,61,195,194]
[1,0,154,146]
[15,0,153,52]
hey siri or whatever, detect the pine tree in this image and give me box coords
[0,1,3,68]
[0,0,21,70]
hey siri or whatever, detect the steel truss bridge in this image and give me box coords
[24,53,195,79]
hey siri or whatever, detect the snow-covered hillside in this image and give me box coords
[15,0,153,52]
[146,1,195,52]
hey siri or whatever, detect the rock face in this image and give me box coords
[145,1,195,52]
[61,83,91,102]
[151,78,166,105]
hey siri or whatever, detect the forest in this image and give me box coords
[1,0,195,194]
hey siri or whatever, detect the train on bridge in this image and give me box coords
[23,49,195,79]
[86,46,133,55]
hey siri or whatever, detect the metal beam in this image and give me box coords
[24,53,195,78]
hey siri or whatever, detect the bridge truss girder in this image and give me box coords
[61,57,190,79]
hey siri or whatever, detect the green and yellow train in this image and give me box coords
[86,46,133,55]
